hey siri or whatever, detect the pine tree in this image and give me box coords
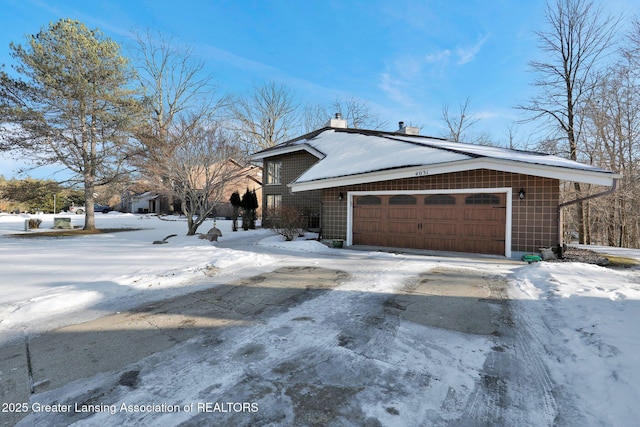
[0,19,140,230]
[240,188,259,230]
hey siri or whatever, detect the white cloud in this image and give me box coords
[455,34,490,65]
[425,49,452,64]
[378,72,412,106]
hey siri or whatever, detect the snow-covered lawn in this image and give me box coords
[1,213,639,426]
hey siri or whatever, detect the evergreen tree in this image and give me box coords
[230,190,241,232]
[240,188,259,230]
[0,19,140,230]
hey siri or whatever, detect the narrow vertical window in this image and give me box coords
[266,194,282,214]
[266,160,282,184]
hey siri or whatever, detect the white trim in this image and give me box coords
[250,144,325,161]
[477,158,620,186]
[289,158,618,192]
[346,188,512,258]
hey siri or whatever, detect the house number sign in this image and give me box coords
[414,170,429,176]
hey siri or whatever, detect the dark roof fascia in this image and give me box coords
[249,127,330,158]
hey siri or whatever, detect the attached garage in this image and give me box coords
[252,123,619,257]
[350,190,509,256]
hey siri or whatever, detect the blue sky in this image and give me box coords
[1,0,639,179]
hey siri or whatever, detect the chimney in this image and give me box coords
[326,113,347,129]
[396,120,420,135]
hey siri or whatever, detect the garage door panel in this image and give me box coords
[422,208,458,221]
[354,208,382,220]
[462,224,504,238]
[388,208,417,220]
[355,221,384,233]
[423,223,456,236]
[352,192,507,255]
[463,209,504,222]
[388,221,416,234]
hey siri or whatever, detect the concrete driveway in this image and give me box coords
[1,262,517,426]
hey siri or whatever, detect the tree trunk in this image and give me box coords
[83,177,96,231]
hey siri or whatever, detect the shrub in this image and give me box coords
[240,188,259,230]
[271,206,306,241]
[230,191,241,232]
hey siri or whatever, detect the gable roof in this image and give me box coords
[251,127,619,191]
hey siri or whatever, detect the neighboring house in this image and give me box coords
[251,117,619,257]
[211,159,262,218]
[121,190,160,214]
[121,160,262,218]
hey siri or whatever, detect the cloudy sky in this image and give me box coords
[1,0,638,179]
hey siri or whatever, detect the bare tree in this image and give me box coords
[332,96,387,130]
[301,102,330,133]
[301,96,387,132]
[132,30,228,213]
[581,20,640,248]
[519,0,619,244]
[163,120,244,235]
[441,97,480,142]
[231,81,299,153]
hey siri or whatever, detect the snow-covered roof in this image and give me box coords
[251,128,619,191]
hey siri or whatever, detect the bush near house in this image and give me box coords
[240,189,259,230]
[271,206,306,241]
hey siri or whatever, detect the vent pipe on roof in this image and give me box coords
[325,113,347,129]
[396,121,420,135]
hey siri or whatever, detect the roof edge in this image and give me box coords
[289,158,619,192]
[250,142,325,161]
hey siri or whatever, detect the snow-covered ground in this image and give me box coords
[1,212,639,426]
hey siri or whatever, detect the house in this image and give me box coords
[251,117,619,257]
[211,159,262,218]
[121,160,262,218]
[120,189,160,214]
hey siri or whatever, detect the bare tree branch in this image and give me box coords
[231,81,299,152]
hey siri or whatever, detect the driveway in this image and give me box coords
[1,255,534,426]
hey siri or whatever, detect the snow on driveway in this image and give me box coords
[0,213,639,426]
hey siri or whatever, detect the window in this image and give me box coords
[465,194,500,205]
[389,195,417,205]
[266,194,282,214]
[266,160,282,184]
[356,195,382,205]
[425,194,456,205]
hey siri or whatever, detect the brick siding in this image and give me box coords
[319,169,559,253]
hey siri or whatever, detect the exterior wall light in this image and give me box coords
[519,188,526,200]
[338,192,344,201]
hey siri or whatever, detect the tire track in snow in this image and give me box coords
[460,281,561,426]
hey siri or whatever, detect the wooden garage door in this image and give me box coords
[352,193,506,255]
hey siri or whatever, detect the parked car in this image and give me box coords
[68,204,111,214]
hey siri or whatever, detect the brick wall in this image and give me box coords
[320,169,559,253]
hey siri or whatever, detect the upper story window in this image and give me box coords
[266,160,282,184]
